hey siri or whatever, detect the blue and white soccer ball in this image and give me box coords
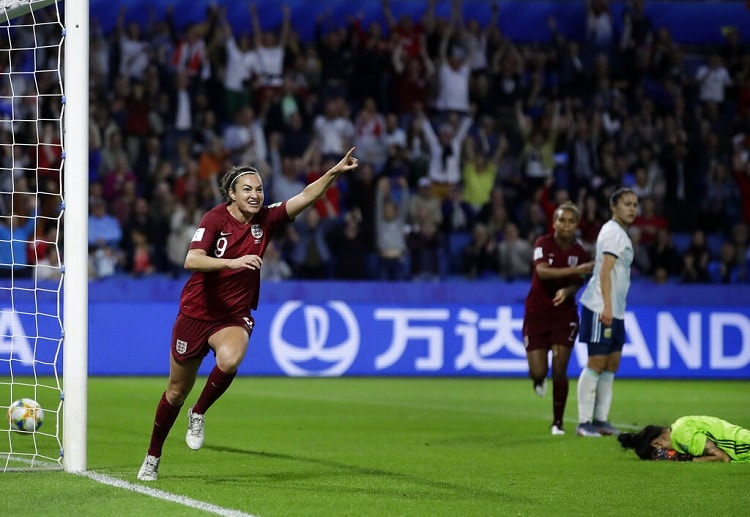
[7,398,44,432]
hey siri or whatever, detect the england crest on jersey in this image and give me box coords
[567,256,579,266]
[251,224,263,239]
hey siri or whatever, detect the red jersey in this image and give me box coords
[524,234,589,318]
[179,201,290,319]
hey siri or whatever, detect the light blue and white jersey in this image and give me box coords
[579,219,633,318]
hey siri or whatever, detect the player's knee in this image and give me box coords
[550,367,567,380]
[165,386,189,406]
[216,348,245,373]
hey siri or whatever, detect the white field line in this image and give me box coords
[2,455,258,516]
[80,470,258,517]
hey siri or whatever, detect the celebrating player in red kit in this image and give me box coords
[138,148,359,481]
[522,201,594,435]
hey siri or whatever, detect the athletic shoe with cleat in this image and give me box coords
[533,379,547,397]
[576,422,602,437]
[137,454,160,481]
[186,408,205,450]
[593,420,621,436]
[551,424,565,436]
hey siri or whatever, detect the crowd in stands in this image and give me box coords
[2,0,750,285]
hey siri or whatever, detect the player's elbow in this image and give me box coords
[183,256,196,271]
[183,250,204,271]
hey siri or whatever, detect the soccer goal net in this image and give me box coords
[1,0,88,473]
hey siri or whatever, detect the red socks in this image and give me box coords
[191,366,236,415]
[552,377,569,427]
[146,367,236,457]
[147,392,182,457]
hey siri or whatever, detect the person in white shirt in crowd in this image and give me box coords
[417,104,473,200]
[695,53,732,109]
[314,97,355,159]
[459,1,500,76]
[433,24,473,116]
[268,132,307,203]
[115,7,151,82]
[250,2,290,105]
[585,0,614,65]
[222,105,268,172]
[217,9,257,120]
[383,112,407,153]
[353,97,388,169]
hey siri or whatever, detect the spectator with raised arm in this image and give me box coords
[417,105,473,200]
[517,99,564,195]
[114,6,152,82]
[433,7,473,117]
[250,2,291,107]
[216,7,257,121]
[374,175,410,280]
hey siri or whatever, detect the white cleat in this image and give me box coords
[137,454,160,481]
[551,424,565,436]
[186,408,205,450]
[534,379,547,397]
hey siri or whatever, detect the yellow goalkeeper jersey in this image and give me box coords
[671,415,750,462]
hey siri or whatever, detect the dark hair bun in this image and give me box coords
[618,432,636,449]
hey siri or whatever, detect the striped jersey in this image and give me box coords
[671,415,750,462]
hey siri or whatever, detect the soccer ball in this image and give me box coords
[7,398,44,432]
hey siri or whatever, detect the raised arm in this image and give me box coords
[455,116,474,143]
[487,1,500,34]
[382,0,396,30]
[249,2,262,48]
[422,0,437,32]
[278,5,291,47]
[516,101,532,136]
[285,147,359,219]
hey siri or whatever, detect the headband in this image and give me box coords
[231,169,259,187]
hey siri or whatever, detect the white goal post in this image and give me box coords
[62,0,89,473]
[0,0,88,473]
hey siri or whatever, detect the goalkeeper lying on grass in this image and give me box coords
[618,416,750,462]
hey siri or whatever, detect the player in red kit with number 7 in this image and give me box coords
[522,201,594,436]
[138,148,359,481]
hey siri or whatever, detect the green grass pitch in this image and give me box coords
[2,377,749,516]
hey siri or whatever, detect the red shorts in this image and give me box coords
[522,313,579,352]
[170,312,255,363]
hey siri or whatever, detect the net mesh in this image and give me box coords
[0,0,64,471]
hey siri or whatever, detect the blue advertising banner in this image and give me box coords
[2,280,749,378]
